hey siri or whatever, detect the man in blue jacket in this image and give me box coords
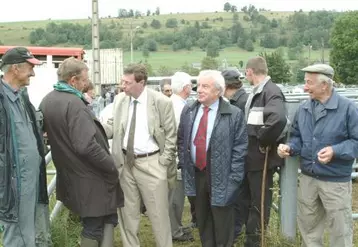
[278,64,358,247]
[178,70,248,247]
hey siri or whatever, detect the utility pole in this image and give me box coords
[321,37,325,64]
[92,0,101,96]
[130,20,141,63]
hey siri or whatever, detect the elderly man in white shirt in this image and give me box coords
[169,72,195,242]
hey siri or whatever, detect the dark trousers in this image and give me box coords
[188,196,197,224]
[195,170,235,247]
[81,213,118,242]
[235,169,274,247]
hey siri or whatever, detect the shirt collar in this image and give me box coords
[131,86,147,105]
[1,80,20,102]
[171,93,187,104]
[201,99,219,111]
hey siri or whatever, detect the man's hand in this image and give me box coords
[277,144,291,158]
[317,146,334,164]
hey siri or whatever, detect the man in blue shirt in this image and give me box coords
[278,64,358,247]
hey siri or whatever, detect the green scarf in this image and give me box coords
[53,81,85,100]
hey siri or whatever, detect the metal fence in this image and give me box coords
[46,89,358,241]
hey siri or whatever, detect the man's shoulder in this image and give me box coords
[148,88,171,105]
[263,80,284,96]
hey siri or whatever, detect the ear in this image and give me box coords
[69,76,77,87]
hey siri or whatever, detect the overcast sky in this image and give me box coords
[2,0,358,22]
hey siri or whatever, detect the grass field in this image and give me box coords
[0,11,295,46]
[122,47,330,71]
[48,181,358,247]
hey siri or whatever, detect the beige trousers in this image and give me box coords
[297,174,353,247]
[117,153,172,247]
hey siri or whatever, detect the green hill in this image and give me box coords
[0,11,294,46]
[0,10,336,75]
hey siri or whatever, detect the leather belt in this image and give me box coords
[122,149,159,159]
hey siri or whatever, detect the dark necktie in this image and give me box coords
[193,106,210,171]
[126,100,138,168]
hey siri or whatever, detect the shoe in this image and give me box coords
[172,232,194,242]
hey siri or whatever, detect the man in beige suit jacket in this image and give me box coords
[103,64,177,247]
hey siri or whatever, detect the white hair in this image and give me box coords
[198,70,225,96]
[171,71,192,94]
[317,74,334,86]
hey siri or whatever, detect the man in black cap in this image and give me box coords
[222,69,248,112]
[0,47,51,247]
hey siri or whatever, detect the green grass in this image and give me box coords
[122,47,330,71]
[2,179,358,246]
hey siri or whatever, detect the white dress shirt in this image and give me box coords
[171,93,187,180]
[170,93,187,128]
[123,88,159,155]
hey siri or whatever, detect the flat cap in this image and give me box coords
[221,69,241,85]
[301,64,334,78]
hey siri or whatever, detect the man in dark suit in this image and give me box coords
[222,69,248,112]
[222,69,249,241]
[40,57,123,247]
[178,70,248,247]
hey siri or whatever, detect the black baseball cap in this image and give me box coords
[0,47,42,68]
[222,70,241,85]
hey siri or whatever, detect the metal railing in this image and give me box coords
[44,151,63,223]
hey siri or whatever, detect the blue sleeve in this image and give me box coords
[230,111,248,184]
[332,103,358,160]
[287,109,302,156]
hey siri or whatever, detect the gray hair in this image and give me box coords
[198,70,225,96]
[317,74,334,86]
[171,71,192,94]
[1,62,28,73]
[1,64,11,73]
[57,57,88,82]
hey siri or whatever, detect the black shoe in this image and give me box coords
[173,232,194,242]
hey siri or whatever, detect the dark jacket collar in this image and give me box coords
[231,87,246,102]
[189,97,232,115]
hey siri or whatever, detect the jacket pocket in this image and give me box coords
[225,179,239,205]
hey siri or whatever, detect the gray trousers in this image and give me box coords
[168,179,185,238]
[1,156,51,247]
[297,174,353,247]
[1,200,52,247]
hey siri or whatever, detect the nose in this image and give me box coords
[303,84,309,92]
